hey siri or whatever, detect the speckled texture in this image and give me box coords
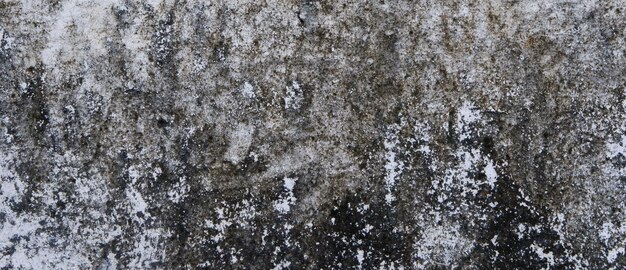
[0,0,625,269]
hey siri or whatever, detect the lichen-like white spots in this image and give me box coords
[284,177,296,191]
[263,146,322,179]
[412,121,433,155]
[205,199,258,245]
[206,206,233,243]
[128,228,170,269]
[383,124,404,204]
[604,87,626,178]
[224,123,254,164]
[517,224,527,240]
[284,80,304,110]
[126,165,149,221]
[363,224,374,234]
[606,135,626,159]
[457,101,480,141]
[273,260,291,270]
[64,105,75,114]
[0,151,23,201]
[1,145,124,269]
[356,249,365,269]
[607,246,624,264]
[430,101,503,205]
[41,0,121,70]
[484,159,498,188]
[101,252,118,270]
[274,177,297,214]
[240,81,256,98]
[0,27,15,53]
[599,222,615,243]
[434,148,482,202]
[414,223,474,268]
[531,244,555,266]
[18,82,28,93]
[193,58,207,72]
[167,176,190,203]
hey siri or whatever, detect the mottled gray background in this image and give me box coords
[0,0,625,269]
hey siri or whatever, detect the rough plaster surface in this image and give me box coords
[0,0,625,269]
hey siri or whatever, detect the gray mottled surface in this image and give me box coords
[1,0,625,269]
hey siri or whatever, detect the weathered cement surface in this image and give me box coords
[0,0,625,269]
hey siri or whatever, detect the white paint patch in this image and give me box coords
[224,123,254,164]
